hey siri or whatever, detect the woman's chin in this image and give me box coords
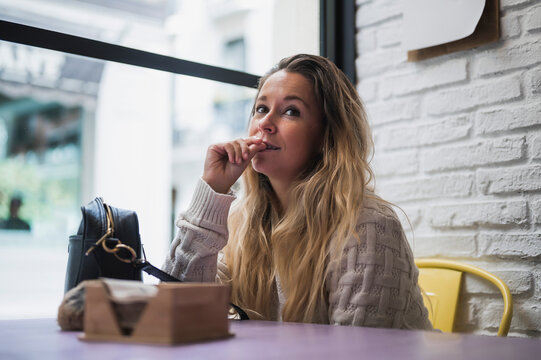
[251,160,273,178]
[251,165,269,176]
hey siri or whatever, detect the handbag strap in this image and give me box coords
[134,259,181,282]
[134,259,249,320]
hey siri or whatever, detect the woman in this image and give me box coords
[163,54,432,329]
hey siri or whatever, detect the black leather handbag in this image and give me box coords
[64,197,248,320]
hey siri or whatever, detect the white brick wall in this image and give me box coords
[424,76,522,115]
[379,116,471,149]
[428,200,528,228]
[478,165,541,194]
[479,234,541,258]
[380,59,468,98]
[356,0,541,337]
[475,41,541,75]
[422,136,525,172]
[476,103,541,134]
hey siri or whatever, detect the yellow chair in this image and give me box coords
[415,258,513,336]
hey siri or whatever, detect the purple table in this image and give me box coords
[1,318,539,359]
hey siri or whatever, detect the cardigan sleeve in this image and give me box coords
[162,178,234,283]
[327,203,432,330]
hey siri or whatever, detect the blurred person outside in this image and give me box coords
[0,195,31,231]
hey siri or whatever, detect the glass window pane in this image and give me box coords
[0,42,257,318]
[0,0,319,73]
[0,0,318,320]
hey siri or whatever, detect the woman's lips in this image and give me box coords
[261,141,280,151]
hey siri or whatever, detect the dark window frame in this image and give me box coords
[320,0,356,84]
[0,2,354,88]
[0,20,260,88]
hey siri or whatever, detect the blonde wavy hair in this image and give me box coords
[223,54,374,323]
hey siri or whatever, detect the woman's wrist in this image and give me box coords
[201,175,230,194]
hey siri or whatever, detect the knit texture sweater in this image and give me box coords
[163,179,433,330]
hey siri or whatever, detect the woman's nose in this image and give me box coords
[258,113,277,134]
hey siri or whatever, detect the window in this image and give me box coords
[0,0,327,319]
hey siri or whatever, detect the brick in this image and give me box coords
[356,48,406,78]
[501,15,521,40]
[464,269,532,295]
[426,76,522,115]
[533,135,541,159]
[532,199,541,223]
[476,103,541,134]
[477,301,505,332]
[356,54,392,78]
[367,98,419,126]
[357,80,378,103]
[501,0,535,9]
[478,165,541,194]
[356,0,402,28]
[423,136,525,173]
[413,234,476,258]
[480,302,541,333]
[524,6,541,32]
[380,116,471,150]
[454,299,478,328]
[372,149,418,176]
[377,22,401,48]
[526,67,541,94]
[508,304,541,331]
[380,174,474,202]
[475,41,541,76]
[356,29,377,54]
[428,200,528,228]
[381,59,468,98]
[479,233,541,259]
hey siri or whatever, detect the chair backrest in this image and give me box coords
[417,266,463,333]
[415,259,513,336]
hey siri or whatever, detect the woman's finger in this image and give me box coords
[247,142,267,158]
[222,142,236,163]
[239,141,250,161]
[245,136,263,146]
[232,141,244,164]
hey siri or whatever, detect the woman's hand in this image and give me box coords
[202,137,266,194]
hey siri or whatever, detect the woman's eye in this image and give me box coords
[284,108,300,117]
[255,105,268,113]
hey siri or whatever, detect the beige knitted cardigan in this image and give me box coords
[163,179,432,330]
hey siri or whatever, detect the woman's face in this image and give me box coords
[248,70,324,185]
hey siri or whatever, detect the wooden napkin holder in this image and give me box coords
[80,280,233,345]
